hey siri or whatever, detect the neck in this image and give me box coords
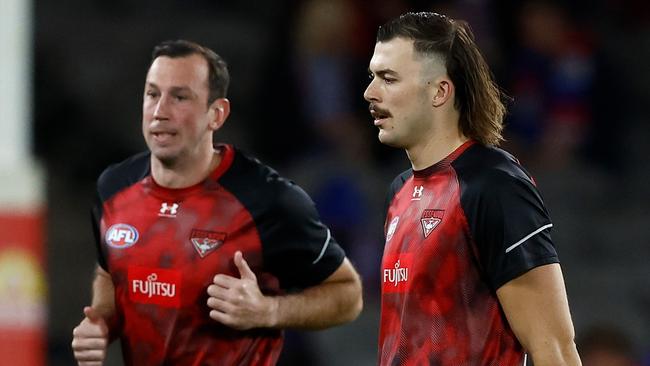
[406,125,468,171]
[151,146,221,189]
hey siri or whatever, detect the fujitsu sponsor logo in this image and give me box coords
[132,273,176,298]
[382,253,413,293]
[128,266,181,307]
[383,259,409,287]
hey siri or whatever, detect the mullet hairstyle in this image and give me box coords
[151,40,230,104]
[377,12,506,146]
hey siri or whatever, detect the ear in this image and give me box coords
[431,78,454,108]
[208,98,230,131]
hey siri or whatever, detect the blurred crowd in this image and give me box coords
[34,0,649,364]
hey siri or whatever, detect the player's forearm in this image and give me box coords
[529,338,582,366]
[91,266,116,316]
[518,317,581,366]
[269,276,363,330]
[91,266,119,340]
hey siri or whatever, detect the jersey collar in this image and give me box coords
[413,140,475,178]
[145,144,235,199]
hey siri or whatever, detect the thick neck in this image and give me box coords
[151,145,221,189]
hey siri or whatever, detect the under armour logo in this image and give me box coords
[159,202,179,217]
[411,185,424,200]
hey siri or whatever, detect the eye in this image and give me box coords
[383,77,395,84]
[145,90,159,98]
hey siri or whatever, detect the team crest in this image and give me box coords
[420,209,444,238]
[190,229,227,258]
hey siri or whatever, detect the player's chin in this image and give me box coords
[378,130,403,148]
[150,147,180,166]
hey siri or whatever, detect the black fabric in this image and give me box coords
[383,169,412,229]
[91,196,107,270]
[96,151,151,202]
[453,144,559,290]
[213,148,345,290]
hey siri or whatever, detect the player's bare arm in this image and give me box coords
[497,263,582,366]
[207,251,362,330]
[89,266,116,319]
[71,266,116,365]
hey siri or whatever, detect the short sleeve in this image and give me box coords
[90,152,150,273]
[383,169,412,230]
[91,193,109,271]
[259,182,345,290]
[461,170,559,290]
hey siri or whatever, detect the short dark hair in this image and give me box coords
[377,12,506,146]
[151,40,229,104]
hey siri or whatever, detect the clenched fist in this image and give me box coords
[71,306,109,366]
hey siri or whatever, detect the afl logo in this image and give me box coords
[386,216,399,243]
[105,224,139,248]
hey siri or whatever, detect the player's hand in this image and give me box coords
[71,306,109,366]
[207,251,278,330]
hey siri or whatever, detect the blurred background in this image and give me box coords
[0,0,648,364]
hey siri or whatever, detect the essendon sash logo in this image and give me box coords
[190,229,227,258]
[128,266,181,307]
[382,253,413,293]
[421,209,444,238]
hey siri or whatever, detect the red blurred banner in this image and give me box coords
[0,211,46,365]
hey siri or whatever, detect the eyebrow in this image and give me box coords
[368,68,399,78]
[146,82,195,95]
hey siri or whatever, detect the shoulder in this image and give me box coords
[452,144,537,197]
[96,151,150,201]
[390,169,413,190]
[220,148,313,213]
[387,169,413,197]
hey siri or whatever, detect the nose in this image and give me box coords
[153,94,170,120]
[364,79,379,103]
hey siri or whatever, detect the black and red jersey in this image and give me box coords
[91,144,345,366]
[379,141,559,366]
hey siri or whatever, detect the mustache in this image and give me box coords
[369,103,391,117]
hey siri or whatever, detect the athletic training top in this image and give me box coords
[379,141,558,365]
[92,144,345,366]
